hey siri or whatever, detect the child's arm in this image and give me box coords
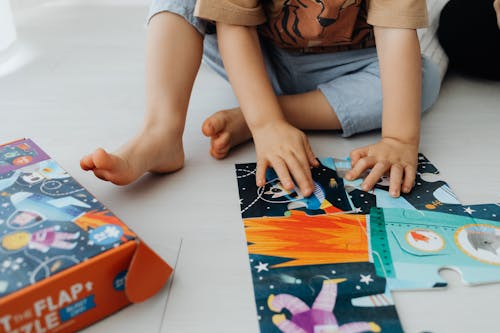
[346,27,422,197]
[216,22,318,196]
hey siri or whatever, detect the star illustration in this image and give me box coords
[360,274,374,285]
[354,207,363,213]
[464,207,476,215]
[255,261,269,273]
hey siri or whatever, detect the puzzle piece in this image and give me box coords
[332,154,465,214]
[369,207,500,289]
[236,158,352,218]
[242,212,403,333]
[235,155,500,333]
[251,256,402,333]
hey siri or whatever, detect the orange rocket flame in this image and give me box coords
[74,210,136,240]
[244,212,369,268]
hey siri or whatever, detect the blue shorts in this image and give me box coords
[148,0,442,137]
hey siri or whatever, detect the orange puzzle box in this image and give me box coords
[0,138,173,333]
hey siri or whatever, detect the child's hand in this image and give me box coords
[345,137,418,197]
[252,120,319,197]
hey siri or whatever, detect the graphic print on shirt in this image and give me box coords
[261,0,375,50]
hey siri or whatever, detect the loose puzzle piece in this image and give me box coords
[235,154,500,333]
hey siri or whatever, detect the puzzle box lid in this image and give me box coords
[0,138,138,298]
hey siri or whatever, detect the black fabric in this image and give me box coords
[437,0,500,80]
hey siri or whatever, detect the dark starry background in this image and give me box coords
[251,255,403,333]
[236,159,351,219]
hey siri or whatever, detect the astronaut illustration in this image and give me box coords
[268,278,380,333]
[1,227,80,253]
[8,210,43,228]
[264,180,329,211]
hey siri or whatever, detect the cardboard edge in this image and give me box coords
[0,138,27,148]
[125,240,173,303]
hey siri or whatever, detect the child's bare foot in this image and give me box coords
[201,108,252,159]
[80,131,184,185]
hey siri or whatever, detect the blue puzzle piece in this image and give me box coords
[369,208,500,289]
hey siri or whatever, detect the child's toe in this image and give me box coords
[92,148,116,170]
[213,132,230,151]
[202,112,227,137]
[80,155,95,170]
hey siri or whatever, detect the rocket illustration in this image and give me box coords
[10,192,90,222]
[410,231,430,243]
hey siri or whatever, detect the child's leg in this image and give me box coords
[80,7,204,184]
[201,34,345,159]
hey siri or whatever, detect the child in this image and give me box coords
[80,0,441,198]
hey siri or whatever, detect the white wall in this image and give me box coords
[0,0,16,52]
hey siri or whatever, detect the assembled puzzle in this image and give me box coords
[235,155,500,333]
[0,138,173,333]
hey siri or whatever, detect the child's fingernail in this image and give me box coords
[390,190,398,197]
[403,186,410,193]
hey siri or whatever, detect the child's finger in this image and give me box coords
[286,155,313,197]
[389,164,404,197]
[292,146,315,179]
[349,148,367,167]
[303,138,319,167]
[346,156,375,181]
[255,159,269,187]
[361,160,389,191]
[402,164,417,193]
[271,157,294,191]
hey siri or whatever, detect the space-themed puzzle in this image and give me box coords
[235,155,500,333]
[0,138,173,333]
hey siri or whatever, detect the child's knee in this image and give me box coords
[421,58,442,113]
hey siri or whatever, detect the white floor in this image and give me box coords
[1,1,499,332]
